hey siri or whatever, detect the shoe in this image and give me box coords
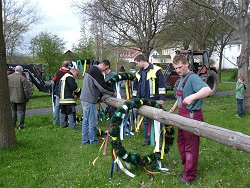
[82,140,90,145]
[142,141,150,146]
[17,125,24,129]
[179,173,193,184]
[235,114,241,118]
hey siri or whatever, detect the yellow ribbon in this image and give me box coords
[92,138,106,166]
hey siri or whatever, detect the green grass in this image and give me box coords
[1,94,250,187]
[216,82,235,92]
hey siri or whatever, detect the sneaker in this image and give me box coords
[235,114,241,118]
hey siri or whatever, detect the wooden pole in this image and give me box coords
[102,96,250,153]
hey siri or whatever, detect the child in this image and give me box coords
[236,75,246,117]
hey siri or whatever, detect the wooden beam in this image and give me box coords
[102,96,250,153]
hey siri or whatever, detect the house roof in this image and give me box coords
[151,55,171,59]
[119,47,141,58]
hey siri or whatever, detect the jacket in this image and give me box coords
[133,63,166,100]
[53,67,70,96]
[8,72,33,103]
[59,73,81,105]
[80,65,114,104]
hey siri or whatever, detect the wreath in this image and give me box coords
[109,98,175,172]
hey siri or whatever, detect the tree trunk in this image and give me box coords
[0,1,16,148]
[238,0,250,113]
[218,47,223,83]
[103,96,250,153]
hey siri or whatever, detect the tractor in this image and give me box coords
[163,50,218,95]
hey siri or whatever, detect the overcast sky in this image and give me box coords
[31,0,82,50]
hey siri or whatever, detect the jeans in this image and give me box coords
[53,95,60,125]
[10,102,26,128]
[81,101,98,144]
[237,98,243,117]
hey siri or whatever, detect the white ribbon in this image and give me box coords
[116,157,135,178]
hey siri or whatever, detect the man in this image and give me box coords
[103,63,117,118]
[8,65,33,129]
[170,54,212,184]
[52,60,70,126]
[59,68,81,129]
[80,60,115,144]
[132,54,166,145]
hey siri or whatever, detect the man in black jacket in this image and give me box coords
[59,68,81,128]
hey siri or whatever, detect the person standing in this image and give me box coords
[59,68,81,128]
[80,60,115,144]
[52,60,70,126]
[104,64,117,118]
[132,54,166,145]
[8,65,33,129]
[235,75,246,117]
[170,54,212,184]
[118,66,127,99]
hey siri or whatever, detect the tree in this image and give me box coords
[0,0,16,148]
[72,37,96,60]
[2,0,42,61]
[189,0,250,112]
[74,0,173,58]
[30,32,66,74]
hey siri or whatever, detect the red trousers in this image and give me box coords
[177,107,203,181]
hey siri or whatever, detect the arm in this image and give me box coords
[156,69,166,101]
[169,100,178,113]
[183,86,212,105]
[22,78,33,102]
[236,82,244,91]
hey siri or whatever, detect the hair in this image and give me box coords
[238,75,245,82]
[119,66,126,72]
[62,60,71,68]
[134,54,148,62]
[70,68,80,77]
[172,54,188,65]
[15,65,23,73]
[101,59,110,68]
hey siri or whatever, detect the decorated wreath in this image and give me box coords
[108,98,175,177]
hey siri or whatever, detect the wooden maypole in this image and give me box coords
[103,96,250,153]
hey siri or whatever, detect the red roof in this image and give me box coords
[120,47,141,58]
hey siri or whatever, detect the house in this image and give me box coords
[148,49,172,69]
[210,34,250,69]
[119,47,141,63]
[211,43,241,69]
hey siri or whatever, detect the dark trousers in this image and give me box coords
[60,105,76,128]
[10,102,26,128]
[237,98,243,116]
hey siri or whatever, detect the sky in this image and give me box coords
[31,0,82,50]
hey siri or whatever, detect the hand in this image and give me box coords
[169,108,174,113]
[183,95,195,105]
[157,100,164,105]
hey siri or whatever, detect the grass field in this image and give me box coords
[1,90,250,187]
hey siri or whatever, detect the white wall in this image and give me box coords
[211,44,241,69]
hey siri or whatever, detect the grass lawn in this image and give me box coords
[1,93,250,187]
